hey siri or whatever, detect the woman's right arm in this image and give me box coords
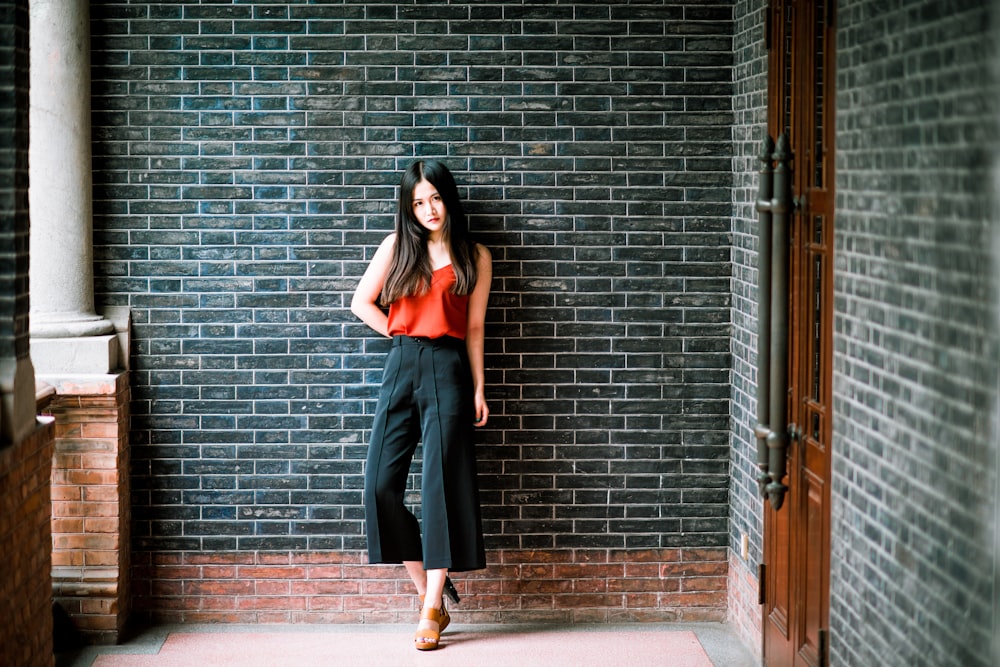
[350,234,396,338]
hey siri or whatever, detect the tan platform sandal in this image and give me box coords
[414,605,443,651]
[419,595,450,633]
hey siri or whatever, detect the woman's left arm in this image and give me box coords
[466,244,493,427]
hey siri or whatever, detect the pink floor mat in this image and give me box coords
[92,628,715,667]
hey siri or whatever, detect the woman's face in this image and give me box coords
[411,178,447,238]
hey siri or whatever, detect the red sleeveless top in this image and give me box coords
[386,265,469,340]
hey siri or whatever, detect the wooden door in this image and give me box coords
[762,1,835,666]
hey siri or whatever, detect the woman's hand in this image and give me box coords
[473,391,489,427]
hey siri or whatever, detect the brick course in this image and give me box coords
[89,1,736,620]
[131,547,727,624]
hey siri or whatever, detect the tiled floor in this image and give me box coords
[57,622,758,667]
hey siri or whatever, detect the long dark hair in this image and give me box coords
[380,160,478,304]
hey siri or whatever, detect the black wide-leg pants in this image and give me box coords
[364,335,486,572]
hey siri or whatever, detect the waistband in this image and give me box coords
[392,334,466,349]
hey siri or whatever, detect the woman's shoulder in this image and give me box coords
[372,233,397,258]
[365,233,398,268]
[472,241,492,263]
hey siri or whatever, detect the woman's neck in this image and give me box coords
[426,235,451,270]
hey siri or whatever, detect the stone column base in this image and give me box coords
[44,371,130,645]
[31,334,119,375]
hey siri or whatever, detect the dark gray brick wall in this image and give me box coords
[89,2,735,556]
[834,1,999,666]
[728,0,767,651]
[0,0,29,366]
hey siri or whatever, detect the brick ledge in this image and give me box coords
[131,548,729,625]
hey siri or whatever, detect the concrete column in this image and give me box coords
[29,0,117,374]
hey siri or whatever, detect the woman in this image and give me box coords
[351,159,491,651]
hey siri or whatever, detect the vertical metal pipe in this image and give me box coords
[766,132,792,510]
[754,135,775,497]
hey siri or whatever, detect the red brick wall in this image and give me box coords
[132,548,727,624]
[0,418,56,667]
[47,373,131,644]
